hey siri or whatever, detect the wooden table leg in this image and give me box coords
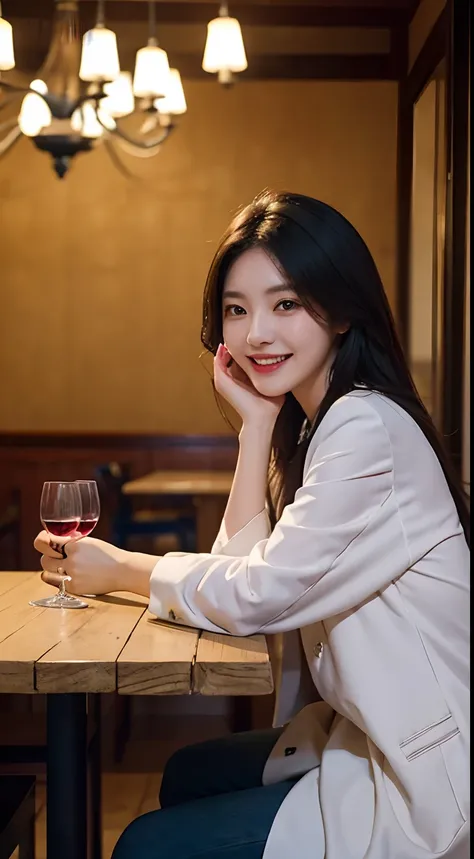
[194,496,227,553]
[47,694,88,859]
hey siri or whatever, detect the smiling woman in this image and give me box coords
[35,190,470,859]
[221,247,343,407]
[201,189,470,532]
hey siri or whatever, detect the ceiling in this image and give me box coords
[3,0,422,80]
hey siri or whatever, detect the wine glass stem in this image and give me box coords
[58,577,67,598]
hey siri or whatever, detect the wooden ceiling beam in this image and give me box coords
[3,1,414,28]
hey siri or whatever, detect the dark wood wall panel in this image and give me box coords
[0,434,238,570]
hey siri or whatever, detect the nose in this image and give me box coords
[246,311,275,348]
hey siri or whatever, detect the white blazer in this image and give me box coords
[150,391,470,859]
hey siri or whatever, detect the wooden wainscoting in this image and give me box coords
[0,433,238,570]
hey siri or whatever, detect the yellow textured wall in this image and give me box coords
[0,80,398,432]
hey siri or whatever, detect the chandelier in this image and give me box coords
[0,0,247,178]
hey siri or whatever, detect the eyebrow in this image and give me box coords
[223,284,296,299]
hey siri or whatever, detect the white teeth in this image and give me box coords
[253,356,288,365]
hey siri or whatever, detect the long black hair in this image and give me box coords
[201,190,470,546]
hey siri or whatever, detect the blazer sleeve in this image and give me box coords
[149,395,411,635]
[211,509,271,557]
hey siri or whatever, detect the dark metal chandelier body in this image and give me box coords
[0,0,247,178]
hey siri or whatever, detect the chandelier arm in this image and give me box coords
[96,107,175,149]
[0,125,22,157]
[0,81,93,115]
[0,115,19,132]
[104,138,139,179]
[0,92,23,114]
[111,121,173,149]
[111,134,165,159]
[0,81,38,96]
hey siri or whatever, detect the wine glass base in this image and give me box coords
[29,594,89,610]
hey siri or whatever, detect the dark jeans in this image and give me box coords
[111,727,297,859]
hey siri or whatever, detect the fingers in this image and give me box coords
[41,570,65,588]
[215,344,233,368]
[34,531,81,559]
[215,345,249,384]
[227,361,251,386]
[48,534,74,552]
[214,345,231,389]
[41,570,78,593]
[40,554,69,574]
[34,531,63,558]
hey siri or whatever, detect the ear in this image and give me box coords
[336,322,350,336]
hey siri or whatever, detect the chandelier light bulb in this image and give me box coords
[0,11,14,71]
[79,26,120,82]
[154,69,187,116]
[18,82,52,137]
[202,9,247,77]
[133,44,171,99]
[71,102,116,139]
[101,72,135,117]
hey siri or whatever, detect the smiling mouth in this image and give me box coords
[248,355,293,374]
[249,355,292,366]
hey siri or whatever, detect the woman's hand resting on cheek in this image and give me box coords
[214,344,285,428]
[34,531,129,596]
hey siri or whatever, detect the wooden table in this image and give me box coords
[122,470,235,552]
[0,572,272,859]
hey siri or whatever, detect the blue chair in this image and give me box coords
[95,463,196,553]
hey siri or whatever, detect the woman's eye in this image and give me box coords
[277,300,299,311]
[224,305,246,316]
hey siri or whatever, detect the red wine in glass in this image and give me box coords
[76,518,99,537]
[42,519,80,537]
[75,480,100,537]
[30,481,88,610]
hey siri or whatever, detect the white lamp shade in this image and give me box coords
[0,16,14,70]
[79,27,120,82]
[154,69,187,115]
[101,72,135,117]
[202,16,247,74]
[30,78,48,96]
[133,45,170,99]
[71,102,116,138]
[18,83,51,137]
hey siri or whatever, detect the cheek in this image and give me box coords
[293,319,335,358]
[222,321,245,355]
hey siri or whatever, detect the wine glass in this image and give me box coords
[30,481,88,610]
[75,480,101,536]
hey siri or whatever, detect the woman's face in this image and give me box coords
[222,247,341,412]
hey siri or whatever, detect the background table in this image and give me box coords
[122,470,234,552]
[0,572,273,859]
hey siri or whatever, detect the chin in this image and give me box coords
[252,377,292,397]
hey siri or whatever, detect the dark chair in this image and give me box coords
[0,775,35,859]
[0,698,101,859]
[95,462,196,552]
